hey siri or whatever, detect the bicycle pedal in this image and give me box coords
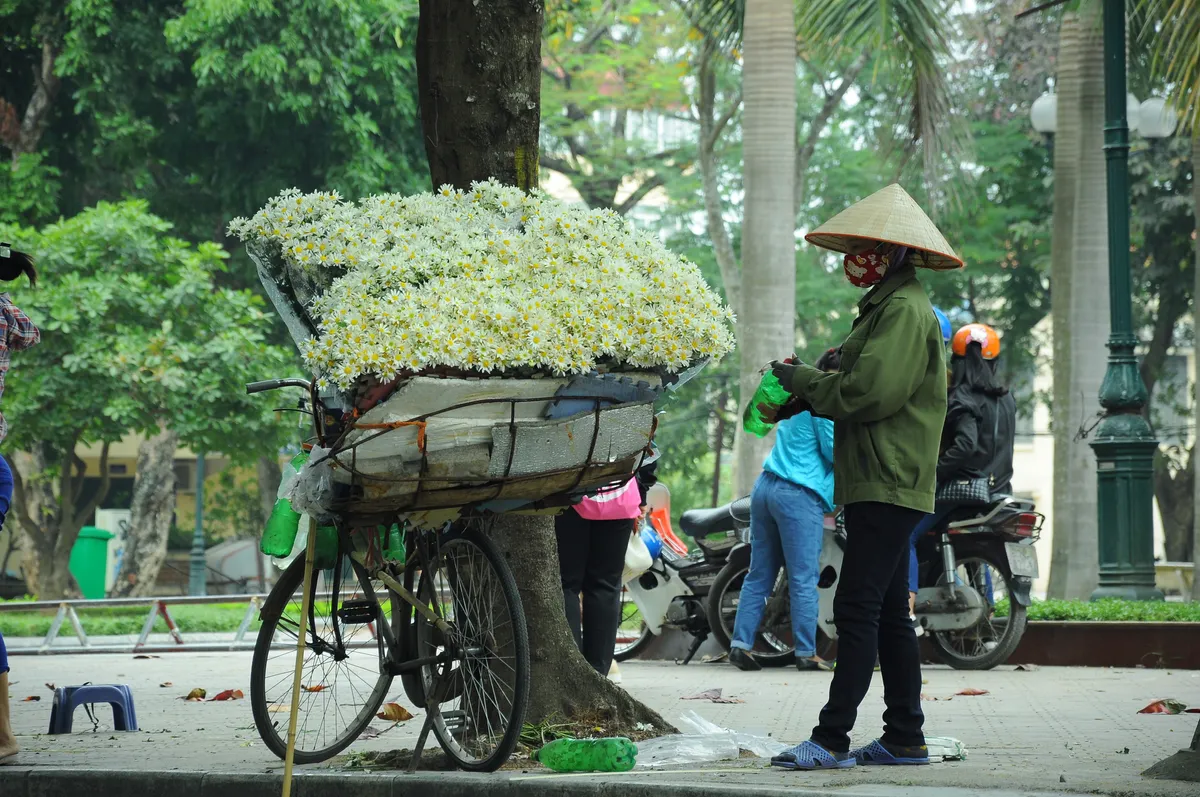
[337,599,380,624]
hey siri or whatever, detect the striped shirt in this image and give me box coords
[0,293,40,444]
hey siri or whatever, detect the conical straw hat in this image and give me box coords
[804,184,963,271]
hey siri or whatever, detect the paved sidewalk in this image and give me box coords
[1,652,1197,795]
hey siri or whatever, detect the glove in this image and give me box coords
[770,358,803,395]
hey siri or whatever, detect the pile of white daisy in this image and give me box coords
[229,179,735,390]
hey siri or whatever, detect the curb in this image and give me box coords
[0,767,1084,797]
[2,768,824,797]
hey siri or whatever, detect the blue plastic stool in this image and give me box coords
[48,684,138,734]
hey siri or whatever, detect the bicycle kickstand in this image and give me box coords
[679,631,709,666]
[407,672,448,773]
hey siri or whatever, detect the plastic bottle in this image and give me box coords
[741,369,793,438]
[536,737,638,773]
[260,452,309,557]
[383,524,406,564]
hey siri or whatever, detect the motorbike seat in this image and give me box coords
[679,496,750,538]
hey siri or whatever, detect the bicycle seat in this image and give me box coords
[680,504,737,538]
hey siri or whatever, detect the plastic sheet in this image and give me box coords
[287,446,336,523]
[635,711,787,768]
[926,735,969,761]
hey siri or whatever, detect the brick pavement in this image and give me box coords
[1,651,1197,795]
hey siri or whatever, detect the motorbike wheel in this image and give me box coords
[706,560,826,667]
[613,587,654,662]
[928,550,1028,671]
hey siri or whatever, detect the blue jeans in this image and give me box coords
[0,455,11,676]
[732,471,825,658]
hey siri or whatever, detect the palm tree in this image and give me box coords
[688,0,961,495]
[1049,6,1108,600]
[1047,10,1086,599]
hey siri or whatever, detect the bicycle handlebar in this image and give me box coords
[246,378,313,395]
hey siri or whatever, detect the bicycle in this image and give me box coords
[245,377,530,772]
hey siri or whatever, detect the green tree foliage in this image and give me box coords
[1,0,425,263]
[541,0,693,214]
[0,201,291,596]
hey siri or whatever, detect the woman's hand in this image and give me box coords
[760,397,811,424]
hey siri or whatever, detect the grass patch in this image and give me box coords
[1025,599,1200,622]
[992,598,1200,622]
[0,602,262,637]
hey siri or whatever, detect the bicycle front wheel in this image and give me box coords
[413,521,530,772]
[250,547,397,763]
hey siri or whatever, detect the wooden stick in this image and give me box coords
[281,518,319,797]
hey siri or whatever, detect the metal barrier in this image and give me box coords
[0,592,365,655]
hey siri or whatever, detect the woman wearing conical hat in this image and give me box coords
[766,184,959,770]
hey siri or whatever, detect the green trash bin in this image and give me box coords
[69,526,115,599]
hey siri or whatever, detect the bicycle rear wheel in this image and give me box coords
[250,544,398,763]
[412,521,530,772]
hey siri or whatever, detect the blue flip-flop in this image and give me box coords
[771,740,856,770]
[849,739,930,766]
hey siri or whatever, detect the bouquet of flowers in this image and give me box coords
[228,179,735,392]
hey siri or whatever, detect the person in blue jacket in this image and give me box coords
[729,347,840,673]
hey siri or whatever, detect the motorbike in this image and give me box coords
[614,497,753,665]
[704,495,1044,671]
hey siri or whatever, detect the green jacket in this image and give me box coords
[790,265,947,513]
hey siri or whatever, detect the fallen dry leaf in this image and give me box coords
[1185,708,1200,714]
[301,684,328,693]
[1014,664,1040,672]
[159,682,173,688]
[682,688,723,701]
[1138,699,1187,715]
[184,688,207,701]
[133,654,161,659]
[209,689,245,702]
[21,695,41,702]
[45,682,56,691]
[376,702,414,722]
[359,725,386,740]
[711,697,746,704]
[956,688,990,696]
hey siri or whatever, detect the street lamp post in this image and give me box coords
[189,453,207,596]
[1090,0,1161,600]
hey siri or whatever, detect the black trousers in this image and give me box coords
[555,509,633,676]
[811,501,926,752]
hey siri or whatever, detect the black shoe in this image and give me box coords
[796,657,834,672]
[729,648,762,671]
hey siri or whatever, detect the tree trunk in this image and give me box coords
[414,0,668,730]
[1192,129,1200,601]
[111,427,179,598]
[0,38,60,164]
[1048,11,1102,600]
[735,0,797,497]
[11,440,109,599]
[415,0,543,192]
[489,514,669,730]
[697,35,742,315]
[256,455,282,528]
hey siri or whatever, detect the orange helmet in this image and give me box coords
[951,323,1001,360]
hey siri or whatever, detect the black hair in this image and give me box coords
[950,343,1007,396]
[0,246,38,287]
[815,346,842,372]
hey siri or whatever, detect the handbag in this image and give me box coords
[934,405,999,507]
[574,478,642,521]
[622,526,653,585]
